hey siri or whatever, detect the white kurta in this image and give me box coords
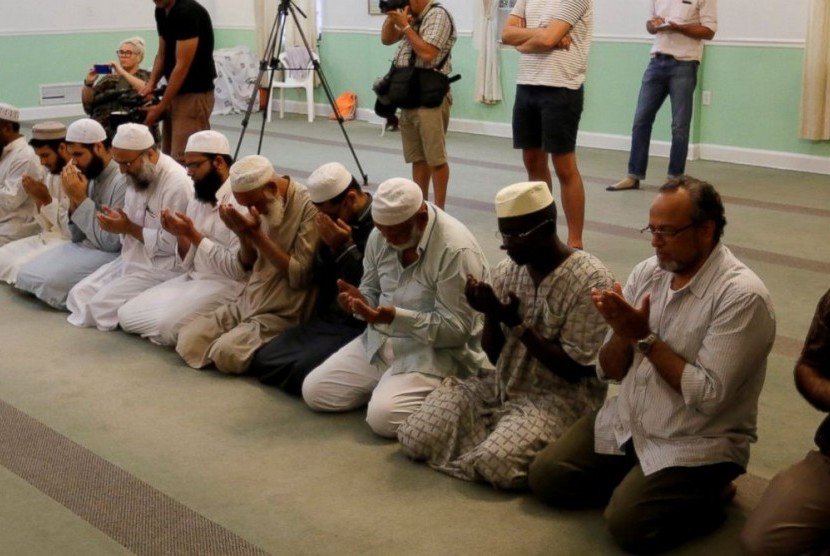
[118,179,248,345]
[0,168,71,283]
[66,153,193,330]
[0,137,40,245]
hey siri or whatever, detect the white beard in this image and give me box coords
[264,193,286,230]
[387,225,423,252]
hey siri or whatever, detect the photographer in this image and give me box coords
[81,37,150,139]
[381,0,456,210]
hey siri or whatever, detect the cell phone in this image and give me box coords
[94,64,112,74]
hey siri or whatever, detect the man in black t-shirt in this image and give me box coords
[141,0,216,164]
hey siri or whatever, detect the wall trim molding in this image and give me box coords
[22,102,828,176]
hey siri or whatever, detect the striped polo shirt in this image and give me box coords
[511,0,593,90]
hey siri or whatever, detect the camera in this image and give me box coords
[108,86,166,130]
[379,0,408,13]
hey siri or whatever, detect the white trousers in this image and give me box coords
[118,274,244,346]
[302,337,442,438]
[67,259,179,331]
[0,235,68,284]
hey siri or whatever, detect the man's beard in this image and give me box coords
[387,225,423,252]
[83,153,105,181]
[263,192,286,229]
[48,157,68,176]
[128,160,157,191]
[193,167,224,204]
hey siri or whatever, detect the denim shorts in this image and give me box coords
[512,84,584,154]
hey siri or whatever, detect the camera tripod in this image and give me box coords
[234,0,368,186]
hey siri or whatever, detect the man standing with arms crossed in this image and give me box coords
[142,0,216,164]
[501,0,593,249]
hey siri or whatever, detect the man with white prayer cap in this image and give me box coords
[175,154,319,375]
[248,161,374,395]
[302,177,490,438]
[65,123,192,330]
[118,130,247,345]
[398,181,613,489]
[0,122,72,284]
[15,118,128,309]
[0,102,41,245]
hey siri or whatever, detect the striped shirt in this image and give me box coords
[594,243,776,475]
[651,0,718,62]
[393,2,456,76]
[511,0,593,89]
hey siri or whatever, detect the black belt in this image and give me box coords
[654,52,675,60]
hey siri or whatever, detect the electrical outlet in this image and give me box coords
[702,90,712,106]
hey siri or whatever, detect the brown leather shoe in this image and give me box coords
[606,177,640,191]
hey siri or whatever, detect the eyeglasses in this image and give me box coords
[496,219,554,242]
[114,150,147,170]
[639,222,698,238]
[185,158,211,171]
[116,50,137,57]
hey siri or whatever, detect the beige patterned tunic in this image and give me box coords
[398,250,613,489]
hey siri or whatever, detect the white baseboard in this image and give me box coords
[27,101,830,176]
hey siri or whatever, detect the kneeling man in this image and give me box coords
[176,155,319,375]
[398,181,613,488]
[302,178,489,438]
[66,123,192,329]
[0,122,71,284]
[249,162,374,395]
[118,130,247,345]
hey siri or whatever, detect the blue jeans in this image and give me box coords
[628,55,699,180]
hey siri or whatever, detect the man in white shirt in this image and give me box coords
[0,102,40,245]
[66,123,192,330]
[302,177,489,438]
[14,119,128,309]
[0,122,71,284]
[118,130,246,345]
[607,0,717,191]
[501,0,592,249]
[529,176,775,553]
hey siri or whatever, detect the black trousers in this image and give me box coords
[248,318,365,396]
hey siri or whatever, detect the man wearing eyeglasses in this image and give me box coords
[15,118,128,309]
[141,0,216,164]
[529,176,775,553]
[66,123,192,331]
[117,130,246,346]
[398,181,613,489]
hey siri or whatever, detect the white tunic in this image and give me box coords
[66,153,193,330]
[0,137,40,245]
[0,168,71,283]
[117,179,248,345]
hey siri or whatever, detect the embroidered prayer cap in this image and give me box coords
[372,178,424,226]
[230,155,276,193]
[0,103,20,123]
[66,118,107,144]
[112,123,155,150]
[185,130,230,156]
[31,121,67,141]
[495,181,554,218]
[306,162,353,203]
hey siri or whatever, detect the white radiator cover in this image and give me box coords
[39,83,83,105]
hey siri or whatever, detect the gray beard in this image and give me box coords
[388,226,423,252]
[128,160,157,191]
[264,194,286,230]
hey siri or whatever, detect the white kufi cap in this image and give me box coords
[495,181,554,218]
[185,130,230,155]
[230,155,276,193]
[112,123,155,150]
[372,178,423,226]
[66,118,107,144]
[31,121,66,141]
[306,162,353,203]
[0,102,20,123]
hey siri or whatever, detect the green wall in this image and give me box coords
[1,28,827,160]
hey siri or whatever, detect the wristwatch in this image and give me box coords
[635,332,658,355]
